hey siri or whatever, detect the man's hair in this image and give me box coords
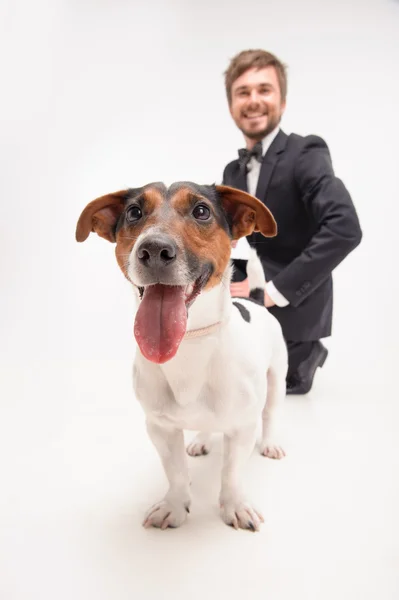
[224,49,288,105]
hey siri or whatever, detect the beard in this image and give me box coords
[240,112,281,141]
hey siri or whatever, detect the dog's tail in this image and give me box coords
[247,247,266,305]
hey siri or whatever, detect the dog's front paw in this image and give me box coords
[220,497,264,532]
[260,440,286,459]
[143,497,190,530]
[186,433,212,457]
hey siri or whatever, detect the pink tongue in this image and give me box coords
[134,284,187,364]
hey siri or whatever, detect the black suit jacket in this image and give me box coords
[223,130,362,341]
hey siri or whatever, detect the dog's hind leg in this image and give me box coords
[186,432,213,457]
[260,337,287,459]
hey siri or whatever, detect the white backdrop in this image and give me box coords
[1,2,399,598]
[1,0,398,366]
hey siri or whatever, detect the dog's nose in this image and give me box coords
[137,235,177,267]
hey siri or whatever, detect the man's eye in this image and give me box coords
[126,206,142,223]
[192,204,211,221]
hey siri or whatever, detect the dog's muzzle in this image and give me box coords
[136,234,177,270]
[132,234,212,365]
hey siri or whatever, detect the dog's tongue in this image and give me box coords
[134,284,187,364]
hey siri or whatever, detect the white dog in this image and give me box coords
[76,182,287,531]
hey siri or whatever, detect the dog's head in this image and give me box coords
[76,182,276,363]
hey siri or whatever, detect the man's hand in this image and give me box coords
[230,278,250,298]
[230,278,276,308]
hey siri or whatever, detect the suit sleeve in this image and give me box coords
[271,136,362,307]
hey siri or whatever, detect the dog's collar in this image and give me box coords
[184,321,222,339]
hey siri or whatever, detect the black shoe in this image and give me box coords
[286,375,301,394]
[286,342,328,395]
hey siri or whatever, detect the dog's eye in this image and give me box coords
[126,206,142,223]
[192,204,211,221]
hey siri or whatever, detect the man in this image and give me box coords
[222,49,362,394]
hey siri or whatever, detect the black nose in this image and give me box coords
[137,235,177,268]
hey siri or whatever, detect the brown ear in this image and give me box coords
[75,190,129,243]
[216,185,277,239]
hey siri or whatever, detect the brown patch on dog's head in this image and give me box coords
[75,184,167,278]
[76,182,277,290]
[75,185,166,242]
[75,190,129,243]
[215,185,277,239]
[114,186,165,278]
[168,185,232,289]
[165,182,277,290]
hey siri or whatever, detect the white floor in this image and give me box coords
[1,352,398,600]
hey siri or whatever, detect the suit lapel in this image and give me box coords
[255,130,288,200]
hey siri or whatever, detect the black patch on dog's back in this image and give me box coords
[233,301,251,323]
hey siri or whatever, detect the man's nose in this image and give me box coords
[247,90,261,106]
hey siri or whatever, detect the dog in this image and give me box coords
[76,182,288,532]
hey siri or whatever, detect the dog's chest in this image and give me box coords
[134,336,265,432]
[157,338,226,429]
[146,377,254,432]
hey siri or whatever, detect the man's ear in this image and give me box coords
[216,185,277,239]
[75,190,128,243]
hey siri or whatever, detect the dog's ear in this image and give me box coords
[216,185,277,239]
[75,190,128,243]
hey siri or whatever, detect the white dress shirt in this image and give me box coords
[230,126,289,307]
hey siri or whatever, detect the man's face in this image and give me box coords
[229,66,285,144]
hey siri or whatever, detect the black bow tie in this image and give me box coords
[238,141,263,172]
